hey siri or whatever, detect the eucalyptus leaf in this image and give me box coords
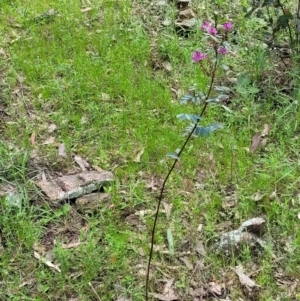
[180,93,203,104]
[184,123,223,137]
[177,113,201,123]
[166,153,180,160]
[215,86,231,92]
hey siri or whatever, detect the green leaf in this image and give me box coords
[215,85,231,92]
[184,123,223,137]
[221,64,230,71]
[177,114,201,123]
[276,14,293,30]
[180,90,205,104]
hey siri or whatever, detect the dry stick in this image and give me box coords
[145,56,218,301]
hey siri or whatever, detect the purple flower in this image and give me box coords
[200,21,218,35]
[192,51,204,62]
[218,47,228,55]
[223,22,232,31]
[208,27,218,35]
[200,21,211,31]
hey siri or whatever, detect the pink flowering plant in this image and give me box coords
[176,19,233,137]
[146,17,234,300]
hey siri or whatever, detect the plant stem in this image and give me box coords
[145,55,218,301]
[296,0,300,54]
[277,0,294,53]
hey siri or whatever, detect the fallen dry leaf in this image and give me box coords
[250,132,261,154]
[42,136,55,145]
[251,191,265,202]
[116,298,132,301]
[48,123,57,133]
[61,241,81,249]
[180,257,193,270]
[18,278,35,288]
[151,278,179,301]
[235,266,257,289]
[58,143,67,158]
[34,251,61,273]
[135,209,153,217]
[208,282,222,296]
[269,190,277,200]
[162,202,173,219]
[133,147,144,163]
[101,92,110,101]
[81,7,92,12]
[145,178,160,191]
[189,287,206,298]
[197,223,203,232]
[162,61,172,72]
[261,123,271,137]
[30,132,36,145]
[250,124,271,153]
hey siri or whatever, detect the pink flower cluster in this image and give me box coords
[192,21,232,62]
[218,46,228,55]
[200,21,233,35]
[200,21,217,35]
[223,21,232,31]
[192,51,208,63]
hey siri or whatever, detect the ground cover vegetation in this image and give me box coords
[0,0,300,300]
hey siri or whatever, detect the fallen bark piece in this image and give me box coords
[214,217,266,255]
[37,180,65,201]
[240,217,266,234]
[36,170,113,203]
[216,230,258,255]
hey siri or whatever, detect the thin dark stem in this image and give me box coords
[277,0,294,52]
[296,0,300,54]
[145,56,218,301]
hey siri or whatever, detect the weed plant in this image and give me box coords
[0,0,300,300]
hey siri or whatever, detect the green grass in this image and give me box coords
[1,0,300,300]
